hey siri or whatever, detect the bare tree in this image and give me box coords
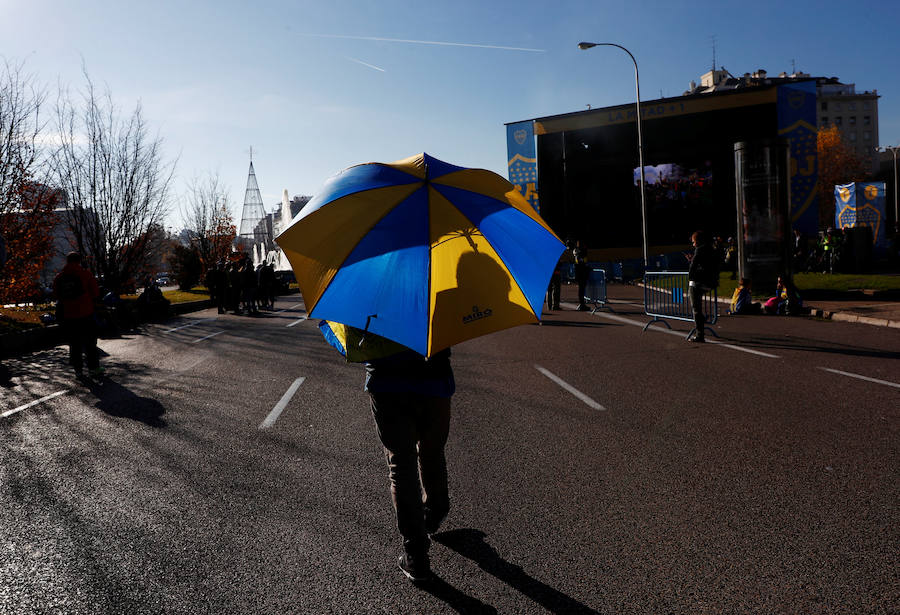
[181,172,235,273]
[49,72,176,292]
[0,60,56,301]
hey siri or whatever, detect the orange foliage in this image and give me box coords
[0,183,58,303]
[817,125,870,227]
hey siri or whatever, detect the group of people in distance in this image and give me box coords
[204,257,278,315]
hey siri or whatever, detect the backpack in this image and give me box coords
[57,272,84,301]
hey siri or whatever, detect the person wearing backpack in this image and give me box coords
[54,252,102,377]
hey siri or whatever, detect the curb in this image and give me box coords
[1,299,215,358]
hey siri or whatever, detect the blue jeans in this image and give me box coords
[370,392,451,555]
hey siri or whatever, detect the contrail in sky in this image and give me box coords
[308,34,545,53]
[346,56,385,72]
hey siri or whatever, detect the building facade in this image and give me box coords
[685,68,879,171]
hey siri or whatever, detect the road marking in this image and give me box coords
[191,330,224,344]
[164,318,215,333]
[819,367,900,389]
[286,316,307,327]
[260,377,306,429]
[2,390,69,418]
[591,311,780,358]
[275,303,304,314]
[535,365,605,410]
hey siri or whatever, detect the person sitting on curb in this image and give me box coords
[729,278,761,315]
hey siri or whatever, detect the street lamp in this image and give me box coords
[578,41,649,269]
[884,146,899,230]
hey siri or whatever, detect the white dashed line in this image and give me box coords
[535,365,605,410]
[2,390,69,418]
[191,330,224,344]
[590,310,780,358]
[818,367,900,389]
[260,377,306,429]
[286,316,307,327]
[275,303,304,314]
[164,318,216,333]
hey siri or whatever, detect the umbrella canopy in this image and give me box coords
[276,153,565,357]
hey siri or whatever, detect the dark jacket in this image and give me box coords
[54,263,100,320]
[365,348,455,398]
[688,244,719,289]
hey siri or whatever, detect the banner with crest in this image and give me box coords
[506,121,540,213]
[835,182,888,254]
[777,81,818,236]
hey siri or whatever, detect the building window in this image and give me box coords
[849,116,857,125]
[849,132,857,141]
[849,102,856,111]
[864,131,871,140]
[835,117,842,126]
[834,102,842,111]
[864,115,871,125]
[864,101,871,110]
[821,101,828,111]
[821,116,829,125]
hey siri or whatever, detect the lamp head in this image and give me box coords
[578,42,597,50]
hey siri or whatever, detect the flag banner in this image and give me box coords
[506,121,540,212]
[777,81,818,236]
[836,182,888,253]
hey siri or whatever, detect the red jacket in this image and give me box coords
[54,263,100,320]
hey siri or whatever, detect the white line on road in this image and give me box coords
[191,330,224,344]
[591,310,780,358]
[164,318,216,333]
[286,316,307,327]
[260,377,306,429]
[275,303,304,314]
[2,390,69,418]
[535,365,605,410]
[818,367,900,389]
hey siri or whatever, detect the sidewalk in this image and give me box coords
[567,283,900,329]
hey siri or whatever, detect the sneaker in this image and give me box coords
[89,366,105,378]
[397,552,431,582]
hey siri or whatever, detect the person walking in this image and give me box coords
[687,230,719,343]
[54,252,102,377]
[365,346,455,582]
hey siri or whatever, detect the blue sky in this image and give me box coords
[4,0,899,229]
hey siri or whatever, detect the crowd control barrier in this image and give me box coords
[643,271,718,339]
[583,267,611,313]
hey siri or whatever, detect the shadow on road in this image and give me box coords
[82,377,167,428]
[433,529,599,615]
[719,335,900,360]
[418,574,498,614]
[536,320,618,328]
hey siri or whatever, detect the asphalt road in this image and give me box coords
[1,288,897,614]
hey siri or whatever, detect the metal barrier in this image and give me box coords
[583,267,611,313]
[643,271,718,339]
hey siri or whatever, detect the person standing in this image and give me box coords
[366,347,455,582]
[687,231,719,343]
[54,252,102,377]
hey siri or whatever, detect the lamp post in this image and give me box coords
[886,146,899,230]
[578,41,648,269]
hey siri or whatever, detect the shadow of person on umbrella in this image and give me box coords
[430,250,538,353]
[433,529,600,614]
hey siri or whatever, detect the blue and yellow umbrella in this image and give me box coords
[275,153,565,358]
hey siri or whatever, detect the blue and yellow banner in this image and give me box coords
[506,121,539,213]
[836,182,888,253]
[777,81,818,236]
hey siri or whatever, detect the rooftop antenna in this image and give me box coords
[711,35,717,73]
[791,59,796,74]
